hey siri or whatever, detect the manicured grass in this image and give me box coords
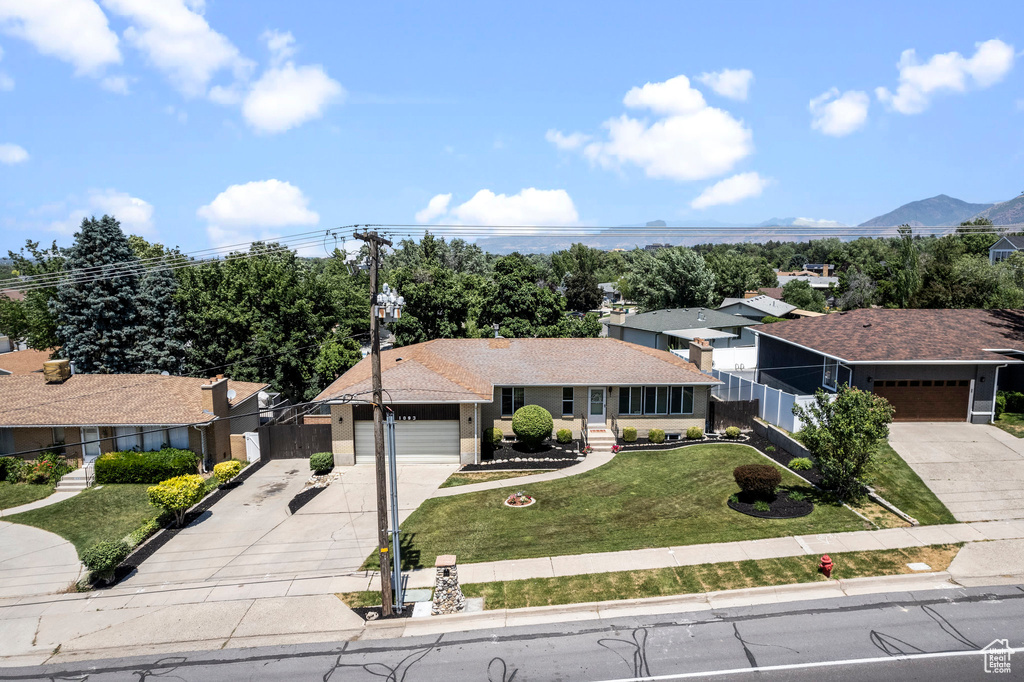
[994,412,1024,438]
[0,482,54,511]
[870,443,957,526]
[341,543,961,610]
[5,484,160,556]
[440,470,554,488]
[370,444,870,570]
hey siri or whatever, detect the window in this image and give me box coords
[562,387,574,416]
[168,427,189,449]
[618,387,642,415]
[670,386,694,414]
[142,427,165,452]
[644,387,669,415]
[0,428,13,455]
[51,426,65,446]
[501,387,525,417]
[115,426,141,451]
[823,358,839,390]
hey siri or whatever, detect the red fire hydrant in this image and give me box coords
[819,554,834,578]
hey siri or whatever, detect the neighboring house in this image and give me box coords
[801,264,835,276]
[0,369,268,466]
[989,235,1024,264]
[0,348,53,375]
[315,337,720,465]
[718,295,796,322]
[752,308,1024,423]
[775,271,839,291]
[756,287,784,301]
[604,307,760,350]
[598,282,623,305]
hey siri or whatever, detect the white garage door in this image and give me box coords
[354,421,461,464]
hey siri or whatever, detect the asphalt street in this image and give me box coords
[4,584,1022,681]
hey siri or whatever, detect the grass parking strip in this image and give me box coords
[870,443,956,526]
[340,544,961,611]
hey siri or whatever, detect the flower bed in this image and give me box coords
[727,489,814,519]
[616,431,750,452]
[465,439,584,472]
[504,491,535,507]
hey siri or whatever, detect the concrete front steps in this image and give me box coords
[56,466,93,492]
[587,428,616,452]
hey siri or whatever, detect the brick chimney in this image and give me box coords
[688,338,713,373]
[201,377,232,464]
[743,290,759,299]
[822,264,830,277]
[609,307,626,325]
[201,376,230,417]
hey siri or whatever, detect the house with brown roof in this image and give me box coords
[314,337,720,465]
[0,369,268,467]
[0,348,54,375]
[752,309,1024,423]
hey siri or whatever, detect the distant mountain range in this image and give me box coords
[471,193,1024,254]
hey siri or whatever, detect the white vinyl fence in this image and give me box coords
[711,369,829,433]
[671,345,758,371]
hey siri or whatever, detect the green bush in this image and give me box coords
[753,500,771,512]
[0,456,22,483]
[512,405,554,450]
[725,426,741,439]
[760,315,788,324]
[622,426,637,442]
[95,448,199,484]
[19,452,75,485]
[310,452,334,474]
[728,493,739,504]
[556,428,572,444]
[82,540,131,583]
[787,489,808,502]
[148,474,206,527]
[997,392,1007,418]
[214,459,244,483]
[125,518,162,548]
[788,457,814,471]
[766,445,776,452]
[648,429,666,444]
[733,464,782,498]
[484,427,503,445]
[686,426,704,440]
[997,390,1024,417]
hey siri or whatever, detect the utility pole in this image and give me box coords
[353,229,396,616]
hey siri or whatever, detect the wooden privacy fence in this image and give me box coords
[257,423,332,460]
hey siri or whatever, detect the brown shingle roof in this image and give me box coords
[0,289,25,302]
[0,374,268,426]
[753,308,1024,363]
[0,349,54,375]
[316,338,718,403]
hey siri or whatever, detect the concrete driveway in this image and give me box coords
[119,459,455,588]
[0,521,82,598]
[888,422,1024,523]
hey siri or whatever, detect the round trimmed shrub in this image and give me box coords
[309,452,334,474]
[725,426,741,439]
[82,540,131,584]
[733,464,782,498]
[648,428,666,444]
[214,459,244,483]
[147,474,206,527]
[686,426,704,440]
[622,426,637,443]
[484,427,503,445]
[512,405,554,450]
[788,457,814,471]
[556,428,572,444]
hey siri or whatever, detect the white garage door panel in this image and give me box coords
[354,421,461,464]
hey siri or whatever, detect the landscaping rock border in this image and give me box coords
[617,432,750,452]
[727,490,814,519]
[465,439,585,472]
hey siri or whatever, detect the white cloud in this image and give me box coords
[48,189,155,236]
[417,188,579,227]
[696,68,754,100]
[197,179,319,248]
[876,39,1015,114]
[554,74,754,182]
[101,0,252,97]
[415,193,451,223]
[809,88,870,136]
[545,129,591,151]
[690,172,768,209]
[100,74,129,94]
[791,217,845,227]
[0,142,28,164]
[622,74,706,114]
[0,0,121,75]
[239,31,343,134]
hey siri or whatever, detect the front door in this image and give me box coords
[589,387,606,426]
[82,426,101,464]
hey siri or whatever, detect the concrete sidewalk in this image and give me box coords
[432,449,615,498]
[0,521,82,599]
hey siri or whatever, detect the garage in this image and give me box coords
[873,380,971,422]
[353,404,461,464]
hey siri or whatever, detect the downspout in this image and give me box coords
[192,424,208,473]
[474,403,479,465]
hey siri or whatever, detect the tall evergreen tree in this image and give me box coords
[132,262,185,373]
[51,216,143,373]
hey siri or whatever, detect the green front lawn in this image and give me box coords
[373,444,869,570]
[871,443,956,526]
[440,470,554,488]
[5,484,160,556]
[0,482,54,511]
[994,412,1024,438]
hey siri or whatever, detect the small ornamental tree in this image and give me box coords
[733,464,782,498]
[148,474,205,527]
[511,405,553,450]
[214,460,243,484]
[792,384,895,500]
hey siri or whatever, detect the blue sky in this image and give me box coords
[1,0,1022,255]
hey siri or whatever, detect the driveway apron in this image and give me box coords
[0,521,82,598]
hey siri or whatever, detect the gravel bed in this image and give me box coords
[727,489,814,519]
